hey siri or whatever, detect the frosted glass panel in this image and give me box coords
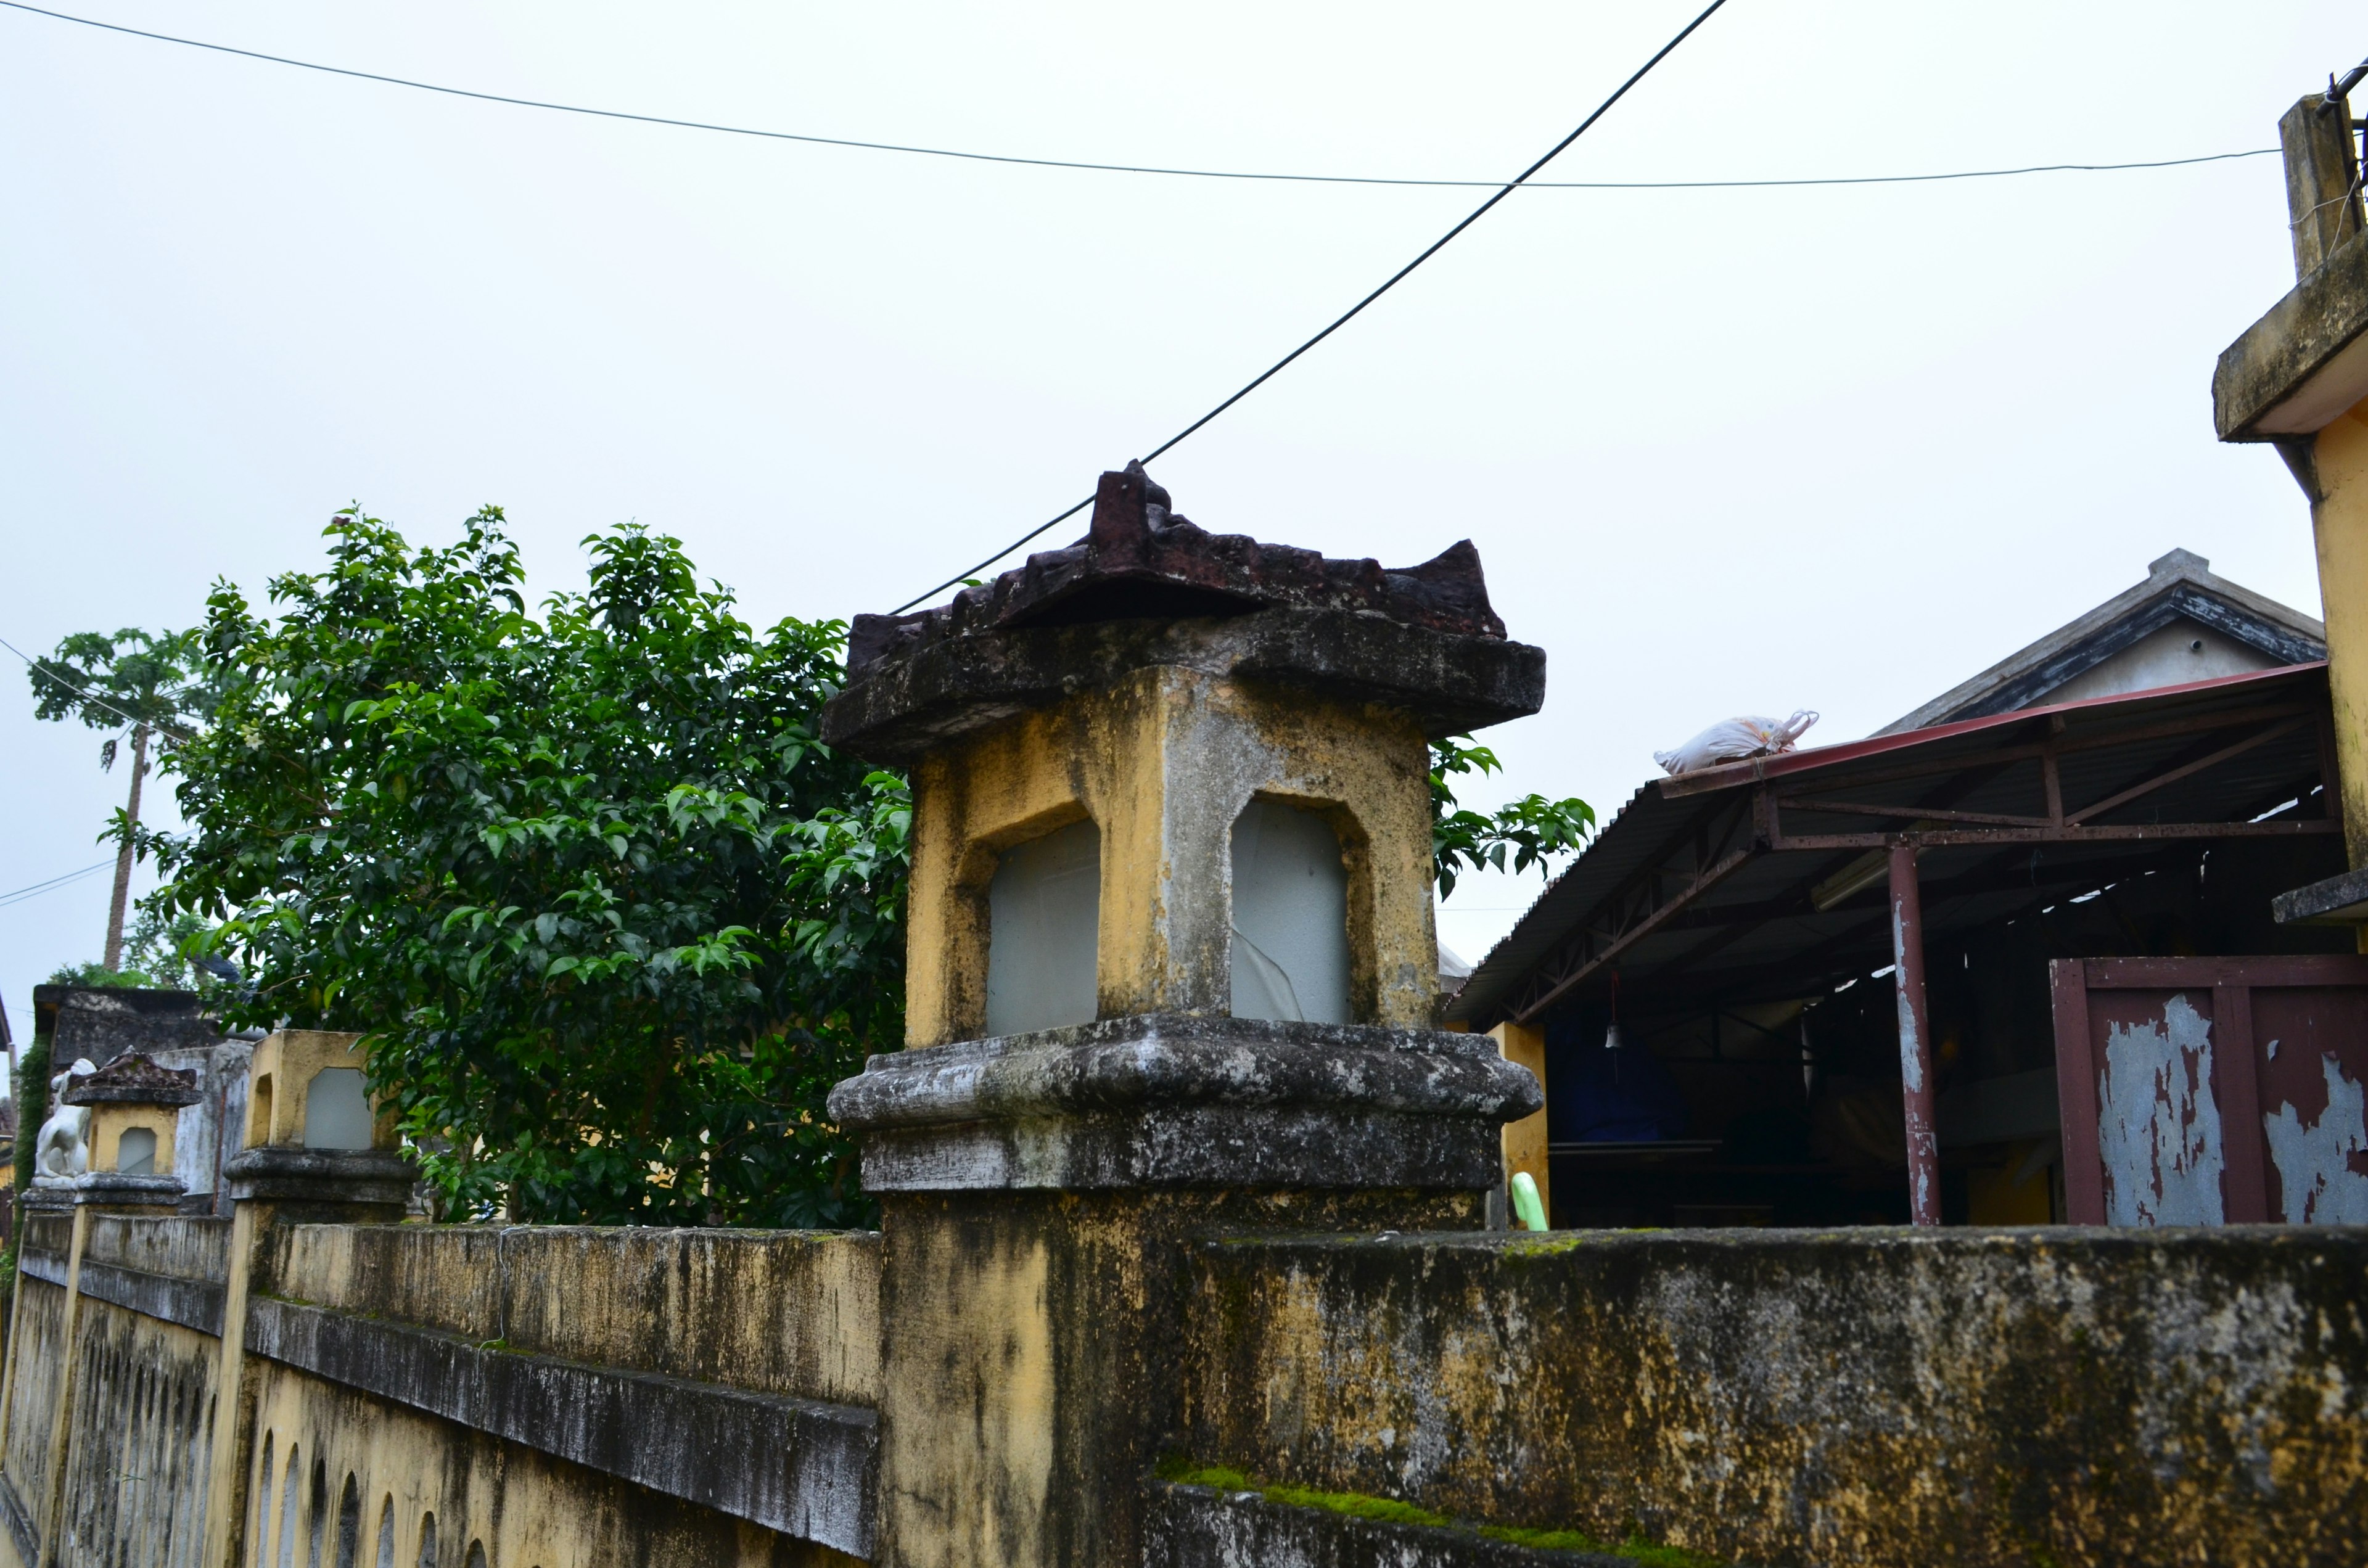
[303,1068,376,1150]
[1230,800,1351,1024]
[117,1127,157,1176]
[986,819,1101,1037]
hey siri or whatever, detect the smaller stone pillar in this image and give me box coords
[20,1054,205,1567]
[200,1030,413,1568]
[824,467,1547,1568]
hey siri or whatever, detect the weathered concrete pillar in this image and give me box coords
[199,1030,413,1568]
[824,466,1547,1568]
[2281,90,2364,279]
[2216,80,2368,940]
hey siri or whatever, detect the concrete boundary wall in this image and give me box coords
[6,1211,2367,1566]
[0,1218,881,1568]
[1174,1227,2368,1568]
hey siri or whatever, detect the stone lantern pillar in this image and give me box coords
[824,465,1547,1568]
[49,1051,204,1213]
[199,1030,415,1568]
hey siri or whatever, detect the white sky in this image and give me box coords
[1,1,2356,1043]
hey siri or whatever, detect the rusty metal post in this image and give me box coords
[1888,840,1942,1226]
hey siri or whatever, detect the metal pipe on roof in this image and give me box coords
[1889,842,1943,1228]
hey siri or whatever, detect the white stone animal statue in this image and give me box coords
[31,1058,99,1184]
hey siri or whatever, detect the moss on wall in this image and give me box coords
[1156,1461,1722,1566]
[1180,1227,2368,1568]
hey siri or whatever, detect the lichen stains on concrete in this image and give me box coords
[263,1223,883,1405]
[1178,1227,2368,1567]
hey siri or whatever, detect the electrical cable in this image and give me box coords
[0,860,115,909]
[0,1,2275,192]
[890,0,1733,612]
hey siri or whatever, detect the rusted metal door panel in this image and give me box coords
[2050,956,2368,1225]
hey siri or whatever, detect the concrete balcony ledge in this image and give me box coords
[2215,224,2368,440]
[221,1145,417,1207]
[830,1014,1540,1192]
[2273,864,2368,924]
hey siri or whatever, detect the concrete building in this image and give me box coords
[1877,547,2323,733]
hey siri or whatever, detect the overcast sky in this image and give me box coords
[1,1,2357,1045]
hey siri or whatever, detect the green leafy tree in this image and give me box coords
[151,507,906,1226]
[47,906,218,990]
[27,628,213,970]
[1431,739,1595,899]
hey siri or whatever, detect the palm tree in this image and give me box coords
[28,628,209,972]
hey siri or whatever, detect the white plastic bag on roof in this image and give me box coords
[1653,711,1819,776]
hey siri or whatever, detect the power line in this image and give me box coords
[892,0,1735,614]
[0,2,2274,192]
[0,860,115,910]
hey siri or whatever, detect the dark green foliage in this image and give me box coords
[44,964,154,988]
[1431,739,1595,898]
[150,507,907,1227]
[14,1036,50,1194]
[46,905,216,990]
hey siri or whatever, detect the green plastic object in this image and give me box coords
[1510,1170,1548,1232]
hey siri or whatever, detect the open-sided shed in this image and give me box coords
[1450,662,2352,1226]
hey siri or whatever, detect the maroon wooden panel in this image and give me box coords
[2049,956,2368,1226]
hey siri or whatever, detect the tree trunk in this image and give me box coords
[102,722,149,973]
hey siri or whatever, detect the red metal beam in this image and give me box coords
[1888,843,1941,1228]
[2062,716,2307,825]
[1511,848,1756,1025]
[1770,819,2337,852]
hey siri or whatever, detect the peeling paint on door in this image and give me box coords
[2263,1053,2368,1223]
[2097,995,2225,1226]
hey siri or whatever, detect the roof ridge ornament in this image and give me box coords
[845,467,1508,674]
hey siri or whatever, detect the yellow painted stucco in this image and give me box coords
[244,1030,399,1151]
[85,1102,179,1176]
[903,667,1439,1047]
[2312,393,2368,887]
[1489,1021,1551,1222]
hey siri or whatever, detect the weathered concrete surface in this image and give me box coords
[1180,1227,2368,1568]
[33,985,223,1067]
[245,1357,860,1568]
[265,1223,882,1405]
[245,1296,878,1554]
[828,608,1546,769]
[0,1283,69,1524]
[876,1188,1482,1568]
[44,1296,219,1568]
[827,465,1544,766]
[833,1014,1539,1192]
[81,1212,229,1284]
[221,1147,416,1217]
[17,1249,224,1337]
[2218,228,2368,443]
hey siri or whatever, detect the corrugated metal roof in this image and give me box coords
[1447,662,2334,1026]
